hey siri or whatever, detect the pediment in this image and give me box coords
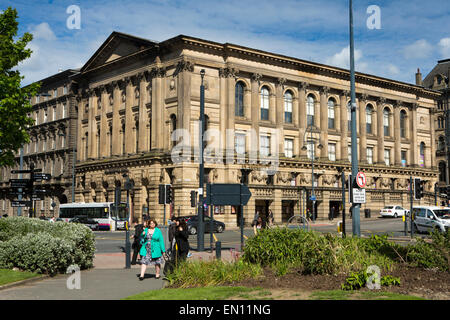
[81,32,157,73]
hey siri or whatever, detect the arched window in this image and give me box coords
[420,142,425,167]
[260,86,270,121]
[235,82,245,117]
[328,98,335,129]
[284,91,293,123]
[366,104,373,134]
[383,108,390,136]
[400,110,407,138]
[306,95,315,126]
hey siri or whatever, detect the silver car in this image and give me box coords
[412,206,450,234]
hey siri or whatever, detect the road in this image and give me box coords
[94,217,429,254]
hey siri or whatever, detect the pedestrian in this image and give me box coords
[174,218,189,262]
[349,206,352,219]
[330,206,335,221]
[131,215,148,265]
[138,218,165,280]
[268,209,274,227]
[253,216,266,235]
[252,210,260,227]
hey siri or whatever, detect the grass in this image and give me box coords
[124,286,266,300]
[310,290,425,300]
[0,269,40,286]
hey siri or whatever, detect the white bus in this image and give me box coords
[59,202,128,231]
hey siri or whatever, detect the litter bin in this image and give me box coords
[364,208,371,218]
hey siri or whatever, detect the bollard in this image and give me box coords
[215,241,221,260]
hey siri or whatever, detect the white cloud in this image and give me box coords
[403,39,433,59]
[438,38,450,58]
[29,22,56,41]
[325,46,368,72]
[387,64,400,75]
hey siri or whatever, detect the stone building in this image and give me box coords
[0,31,441,225]
[421,59,450,202]
[0,69,78,217]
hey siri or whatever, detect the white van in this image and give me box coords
[411,206,450,234]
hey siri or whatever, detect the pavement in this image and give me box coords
[0,248,236,300]
[0,216,413,300]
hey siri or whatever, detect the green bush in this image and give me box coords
[243,228,400,276]
[341,270,401,291]
[165,259,263,288]
[0,217,95,275]
[406,229,450,271]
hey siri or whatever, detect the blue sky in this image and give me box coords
[4,0,450,86]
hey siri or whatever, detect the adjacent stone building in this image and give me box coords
[0,31,441,225]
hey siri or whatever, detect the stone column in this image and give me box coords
[340,91,349,161]
[99,85,108,158]
[430,109,436,169]
[376,98,386,164]
[87,89,96,160]
[124,76,134,155]
[219,70,227,157]
[112,80,122,156]
[137,72,148,153]
[319,87,329,159]
[251,73,262,158]
[298,82,308,158]
[177,60,193,151]
[276,78,286,156]
[410,103,418,167]
[151,67,165,151]
[359,95,368,164]
[394,102,402,166]
[76,94,84,162]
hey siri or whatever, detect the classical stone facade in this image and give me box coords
[0,32,442,225]
[421,59,450,202]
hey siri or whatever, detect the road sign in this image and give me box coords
[33,173,51,181]
[352,188,366,204]
[11,169,41,174]
[11,200,32,208]
[356,172,366,188]
[32,194,45,201]
[206,184,252,206]
[310,195,317,201]
[9,179,31,188]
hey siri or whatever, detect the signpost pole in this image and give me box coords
[197,69,205,252]
[341,171,346,238]
[240,204,244,252]
[30,163,35,218]
[410,176,414,238]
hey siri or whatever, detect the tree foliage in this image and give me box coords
[0,7,40,167]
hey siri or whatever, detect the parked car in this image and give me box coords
[186,216,225,235]
[69,216,99,231]
[379,205,409,218]
[175,215,197,223]
[412,206,450,234]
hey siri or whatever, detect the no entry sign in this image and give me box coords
[356,172,366,188]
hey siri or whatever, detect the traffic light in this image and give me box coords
[165,184,173,204]
[158,184,165,204]
[414,178,424,200]
[190,190,197,207]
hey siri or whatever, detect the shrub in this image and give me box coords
[0,217,95,274]
[341,270,401,291]
[242,228,399,276]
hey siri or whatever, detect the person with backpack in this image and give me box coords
[138,218,165,280]
[131,215,148,265]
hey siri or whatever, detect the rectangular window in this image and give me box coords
[235,133,246,155]
[260,135,270,157]
[284,97,292,123]
[367,147,373,164]
[284,138,293,158]
[384,149,390,166]
[328,106,335,129]
[53,89,57,98]
[328,143,336,161]
[348,145,352,162]
[63,85,67,95]
[366,112,372,134]
[401,150,407,167]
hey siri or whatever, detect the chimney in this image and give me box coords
[415,68,422,86]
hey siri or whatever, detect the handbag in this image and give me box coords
[139,228,148,257]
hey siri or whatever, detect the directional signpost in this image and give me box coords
[8,165,51,217]
[206,183,252,251]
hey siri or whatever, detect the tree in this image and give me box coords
[0,7,40,167]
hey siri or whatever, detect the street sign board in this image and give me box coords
[352,188,366,204]
[33,173,51,181]
[356,172,366,188]
[310,195,317,201]
[206,184,252,206]
[32,194,45,201]
[9,179,31,188]
[11,200,32,208]
[11,169,41,174]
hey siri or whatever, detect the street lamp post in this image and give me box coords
[302,125,323,222]
[197,69,206,252]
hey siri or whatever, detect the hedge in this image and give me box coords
[0,217,95,275]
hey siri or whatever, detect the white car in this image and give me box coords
[379,205,409,218]
[412,206,450,234]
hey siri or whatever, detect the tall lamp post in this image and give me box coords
[301,125,323,222]
[197,69,206,252]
